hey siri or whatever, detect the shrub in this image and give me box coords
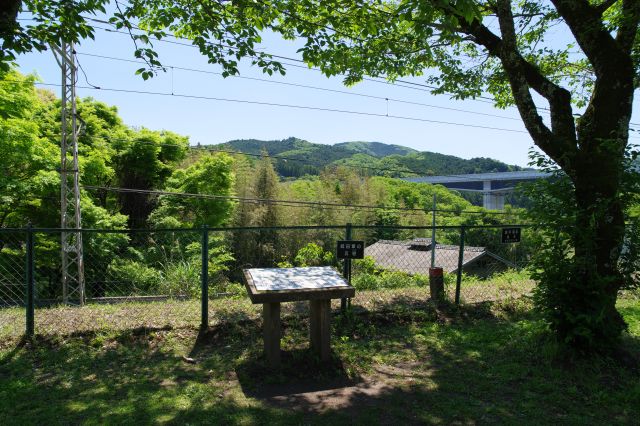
[158,261,200,298]
[352,272,381,290]
[294,242,335,266]
[107,259,162,295]
[351,257,429,290]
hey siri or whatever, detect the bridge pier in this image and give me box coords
[482,180,505,210]
[403,171,550,211]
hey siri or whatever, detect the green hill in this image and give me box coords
[334,141,417,157]
[208,137,523,178]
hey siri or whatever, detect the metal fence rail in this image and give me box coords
[0,224,536,339]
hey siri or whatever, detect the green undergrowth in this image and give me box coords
[0,294,638,425]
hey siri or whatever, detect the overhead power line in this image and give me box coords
[4,76,637,176]
[82,185,516,215]
[76,52,524,122]
[83,21,640,130]
[22,14,640,129]
[31,81,528,134]
[81,19,517,108]
[31,77,640,140]
[83,19,449,91]
[4,157,519,215]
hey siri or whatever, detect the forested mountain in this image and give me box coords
[334,141,417,157]
[212,137,523,178]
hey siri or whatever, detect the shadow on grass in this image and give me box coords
[0,333,213,423]
[236,348,358,396]
[0,295,638,424]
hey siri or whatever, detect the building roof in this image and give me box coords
[364,240,512,274]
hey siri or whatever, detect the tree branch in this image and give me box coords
[549,0,635,153]
[550,0,625,77]
[459,2,577,167]
[616,0,640,53]
[496,0,577,167]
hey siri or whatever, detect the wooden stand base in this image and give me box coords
[261,298,333,367]
[263,302,281,367]
[310,299,331,361]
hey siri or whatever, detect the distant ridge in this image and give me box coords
[334,141,417,157]
[206,137,523,178]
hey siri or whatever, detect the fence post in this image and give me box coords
[25,224,35,337]
[455,225,466,305]
[341,223,352,313]
[430,194,437,268]
[201,225,209,329]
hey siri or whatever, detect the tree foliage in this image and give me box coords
[525,147,640,352]
[113,129,188,227]
[149,153,235,228]
[0,69,240,300]
[0,69,58,228]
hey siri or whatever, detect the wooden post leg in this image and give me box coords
[310,300,320,352]
[263,302,281,367]
[310,299,331,361]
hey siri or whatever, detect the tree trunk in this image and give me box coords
[563,145,628,349]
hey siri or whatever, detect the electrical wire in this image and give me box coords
[19,14,640,129]
[4,76,636,179]
[0,77,554,183]
[31,81,529,134]
[3,158,519,217]
[82,184,515,215]
[75,54,101,89]
[82,19,510,107]
[35,75,640,142]
[76,51,523,122]
[84,21,640,131]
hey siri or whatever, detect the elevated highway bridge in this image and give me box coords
[404,170,551,210]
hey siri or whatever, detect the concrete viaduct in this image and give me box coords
[404,170,551,210]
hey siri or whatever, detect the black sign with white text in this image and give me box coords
[501,227,521,243]
[337,240,365,259]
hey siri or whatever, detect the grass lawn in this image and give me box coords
[0,290,638,425]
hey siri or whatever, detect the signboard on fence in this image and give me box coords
[337,240,365,259]
[501,227,521,243]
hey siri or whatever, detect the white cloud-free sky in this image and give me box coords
[16,16,640,168]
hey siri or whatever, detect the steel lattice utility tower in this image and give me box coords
[51,41,85,305]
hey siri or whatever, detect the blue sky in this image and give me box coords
[16,16,640,168]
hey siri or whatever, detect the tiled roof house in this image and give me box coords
[364,238,515,277]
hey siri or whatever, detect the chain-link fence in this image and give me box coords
[454,225,536,303]
[0,224,536,341]
[31,228,204,336]
[348,224,535,308]
[0,229,27,341]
